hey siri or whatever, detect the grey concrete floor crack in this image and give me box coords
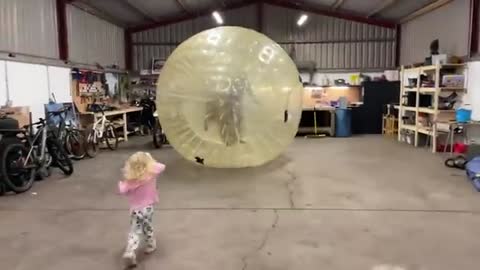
[240,210,279,270]
[285,169,297,208]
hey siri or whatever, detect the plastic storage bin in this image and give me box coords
[456,109,472,123]
[335,108,352,137]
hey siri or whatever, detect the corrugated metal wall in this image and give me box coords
[132,3,396,71]
[264,4,396,70]
[66,5,125,68]
[0,0,59,59]
[132,5,258,70]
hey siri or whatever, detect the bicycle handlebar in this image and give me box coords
[89,102,107,115]
[22,118,46,129]
[47,105,74,116]
[48,109,66,116]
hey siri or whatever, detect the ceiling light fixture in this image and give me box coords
[212,11,223,25]
[297,14,308,26]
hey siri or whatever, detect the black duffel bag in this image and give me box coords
[0,117,20,140]
[0,117,19,130]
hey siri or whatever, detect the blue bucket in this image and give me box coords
[456,109,472,123]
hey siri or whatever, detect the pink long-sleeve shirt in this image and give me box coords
[118,162,165,211]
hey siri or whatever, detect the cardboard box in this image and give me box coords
[432,54,448,65]
[442,75,465,88]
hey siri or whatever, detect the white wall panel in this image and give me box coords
[66,5,125,68]
[400,0,469,65]
[0,61,6,106]
[0,0,59,58]
[48,66,72,103]
[6,62,50,122]
[466,61,480,121]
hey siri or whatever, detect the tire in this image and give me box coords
[0,143,35,193]
[47,139,73,175]
[153,119,163,149]
[0,182,5,196]
[85,126,99,158]
[35,166,51,181]
[65,129,87,160]
[104,124,118,150]
[44,151,53,168]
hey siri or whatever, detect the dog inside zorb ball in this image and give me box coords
[157,26,303,168]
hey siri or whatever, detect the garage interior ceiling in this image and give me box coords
[68,0,439,29]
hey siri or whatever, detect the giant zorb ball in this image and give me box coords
[157,26,303,168]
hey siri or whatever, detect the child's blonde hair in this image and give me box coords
[123,152,157,181]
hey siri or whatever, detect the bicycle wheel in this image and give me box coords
[0,143,35,193]
[85,126,99,158]
[0,182,5,196]
[65,129,87,160]
[104,124,119,150]
[47,139,73,175]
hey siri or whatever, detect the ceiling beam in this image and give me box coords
[56,0,69,61]
[120,0,157,23]
[264,0,396,29]
[174,0,190,14]
[368,0,397,18]
[129,0,397,33]
[400,0,453,23]
[331,0,345,10]
[129,0,257,33]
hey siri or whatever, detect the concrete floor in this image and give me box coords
[1,136,480,270]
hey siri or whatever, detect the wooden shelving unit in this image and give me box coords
[397,63,466,152]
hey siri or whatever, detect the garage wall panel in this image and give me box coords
[400,0,469,65]
[133,5,257,44]
[0,0,59,58]
[47,66,72,103]
[131,3,395,71]
[6,62,50,123]
[0,61,6,106]
[66,5,125,68]
[263,4,396,70]
[132,5,258,70]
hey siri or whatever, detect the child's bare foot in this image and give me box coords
[123,253,137,268]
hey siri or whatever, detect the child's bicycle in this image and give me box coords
[85,104,119,157]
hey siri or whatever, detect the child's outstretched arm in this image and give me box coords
[152,162,166,176]
[118,181,130,195]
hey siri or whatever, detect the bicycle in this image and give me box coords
[0,113,34,194]
[47,106,87,160]
[85,104,119,157]
[0,117,73,194]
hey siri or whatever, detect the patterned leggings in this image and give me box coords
[124,205,155,256]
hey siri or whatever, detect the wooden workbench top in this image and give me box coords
[81,106,143,117]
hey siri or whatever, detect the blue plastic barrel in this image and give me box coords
[335,108,352,137]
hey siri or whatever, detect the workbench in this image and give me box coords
[298,106,336,136]
[81,107,143,142]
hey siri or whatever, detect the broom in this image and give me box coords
[305,107,326,138]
